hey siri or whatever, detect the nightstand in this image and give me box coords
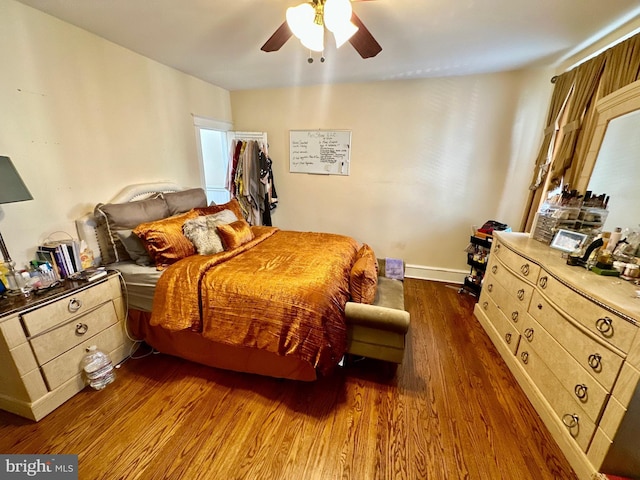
[0,272,133,421]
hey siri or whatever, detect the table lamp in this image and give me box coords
[0,156,33,290]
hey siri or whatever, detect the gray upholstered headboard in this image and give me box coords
[75,181,183,265]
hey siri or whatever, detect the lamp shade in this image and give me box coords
[287,3,325,52]
[324,0,352,32]
[0,156,33,204]
[286,3,316,40]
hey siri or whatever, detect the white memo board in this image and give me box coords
[289,130,351,175]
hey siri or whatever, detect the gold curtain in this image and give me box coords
[564,36,640,188]
[550,55,605,188]
[600,35,640,96]
[528,71,575,190]
[520,30,640,232]
[519,72,574,231]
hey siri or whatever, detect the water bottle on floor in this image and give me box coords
[81,345,115,390]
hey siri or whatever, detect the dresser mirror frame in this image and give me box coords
[575,79,640,229]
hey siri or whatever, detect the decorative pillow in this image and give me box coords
[163,188,207,216]
[350,244,379,304]
[115,230,153,266]
[183,209,238,255]
[194,197,244,222]
[133,210,199,268]
[94,196,169,264]
[217,219,255,250]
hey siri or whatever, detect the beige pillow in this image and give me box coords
[350,244,378,304]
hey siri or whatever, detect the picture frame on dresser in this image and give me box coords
[550,229,588,253]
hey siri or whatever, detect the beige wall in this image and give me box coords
[231,71,553,279]
[0,0,554,280]
[0,0,231,267]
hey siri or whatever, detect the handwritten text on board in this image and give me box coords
[290,130,351,174]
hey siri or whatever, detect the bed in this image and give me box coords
[75,182,379,381]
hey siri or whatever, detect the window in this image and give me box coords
[194,116,232,205]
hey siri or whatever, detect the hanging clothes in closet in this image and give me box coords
[227,139,278,226]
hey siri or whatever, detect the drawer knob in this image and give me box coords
[539,276,548,289]
[68,298,83,313]
[517,289,525,300]
[588,353,602,371]
[596,317,613,336]
[482,301,488,310]
[511,311,519,322]
[487,284,493,292]
[520,263,530,276]
[495,244,501,253]
[520,351,529,364]
[574,384,588,400]
[537,303,543,310]
[505,333,512,344]
[491,265,498,274]
[562,413,579,430]
[524,328,534,341]
[75,323,89,336]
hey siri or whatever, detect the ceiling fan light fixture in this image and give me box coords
[324,0,358,48]
[331,21,358,48]
[286,3,316,40]
[300,23,325,52]
[324,0,351,30]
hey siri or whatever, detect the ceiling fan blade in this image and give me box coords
[348,11,382,58]
[261,21,293,52]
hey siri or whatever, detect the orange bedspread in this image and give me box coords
[150,227,359,375]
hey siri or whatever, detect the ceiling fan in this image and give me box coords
[261,0,382,59]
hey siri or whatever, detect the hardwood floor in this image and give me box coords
[0,279,578,480]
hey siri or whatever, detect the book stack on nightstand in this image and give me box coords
[36,239,82,280]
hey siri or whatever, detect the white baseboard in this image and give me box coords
[404,264,467,284]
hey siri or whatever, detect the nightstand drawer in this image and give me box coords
[29,302,118,365]
[21,279,117,337]
[41,323,124,391]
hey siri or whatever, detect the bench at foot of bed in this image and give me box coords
[344,275,410,365]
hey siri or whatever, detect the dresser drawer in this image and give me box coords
[477,294,520,355]
[484,262,535,315]
[29,302,118,365]
[492,240,541,283]
[21,278,118,337]
[528,290,624,391]
[535,272,637,352]
[515,342,597,452]
[483,273,526,333]
[41,322,124,391]
[519,314,609,423]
